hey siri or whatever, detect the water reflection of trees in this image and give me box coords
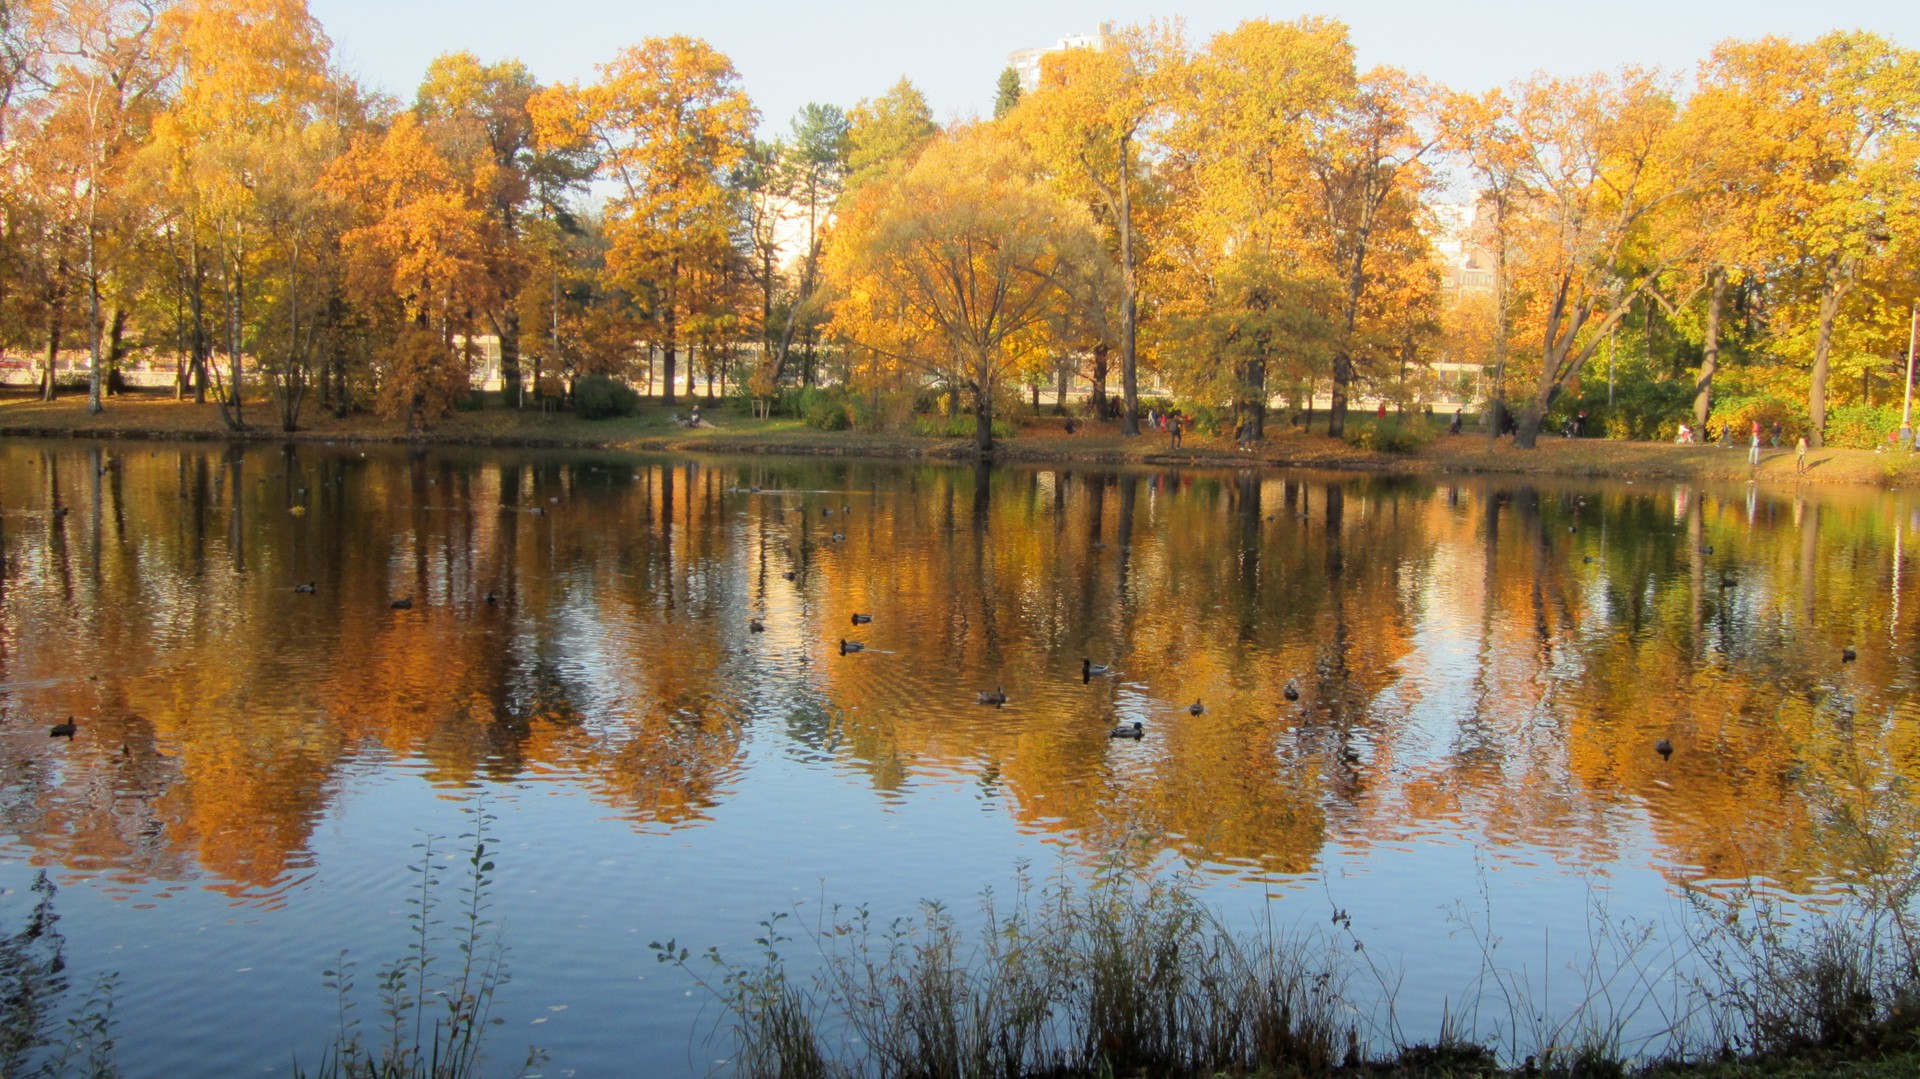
[1,443,1918,895]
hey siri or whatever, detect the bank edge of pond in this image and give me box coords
[5,395,1916,489]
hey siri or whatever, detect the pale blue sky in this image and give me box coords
[308,1,1920,136]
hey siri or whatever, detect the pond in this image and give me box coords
[0,439,1916,1076]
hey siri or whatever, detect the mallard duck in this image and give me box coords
[1283,680,1300,702]
[1842,646,1858,662]
[390,596,414,610]
[1109,721,1144,740]
[840,639,865,655]
[294,582,316,594]
[1188,700,1206,716]
[749,618,766,633]
[976,687,1007,706]
[783,570,797,581]
[1655,738,1674,760]
[49,718,76,738]
[851,613,873,625]
[1081,659,1113,682]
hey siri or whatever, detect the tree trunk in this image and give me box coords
[1809,258,1849,449]
[973,378,995,453]
[1693,268,1723,428]
[41,285,62,403]
[1090,343,1109,417]
[105,307,127,396]
[1118,133,1140,436]
[1328,347,1352,439]
[686,340,697,400]
[499,307,521,403]
[1053,356,1069,415]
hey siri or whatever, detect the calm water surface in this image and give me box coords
[1,439,1916,1075]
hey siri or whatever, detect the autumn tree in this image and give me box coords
[1693,34,1920,446]
[843,77,937,192]
[826,125,1091,452]
[1157,17,1352,435]
[325,110,487,428]
[1493,70,1690,448]
[1018,22,1180,435]
[147,0,338,429]
[532,37,754,406]
[415,52,586,405]
[1307,68,1443,437]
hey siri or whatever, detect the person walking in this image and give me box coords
[1169,412,1183,451]
[1795,434,1809,474]
[1749,427,1762,468]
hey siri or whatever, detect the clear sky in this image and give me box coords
[307,0,1920,137]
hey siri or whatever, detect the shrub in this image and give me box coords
[1825,403,1906,450]
[453,390,487,413]
[800,388,851,430]
[572,374,639,420]
[1346,417,1435,453]
[912,414,1014,439]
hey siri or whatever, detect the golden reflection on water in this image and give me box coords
[1,441,1916,900]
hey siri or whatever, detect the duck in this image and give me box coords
[1081,658,1113,682]
[52,506,68,518]
[851,613,873,625]
[49,718,76,739]
[831,532,845,542]
[1655,738,1674,760]
[782,571,797,582]
[749,618,766,633]
[1109,721,1144,740]
[840,639,865,655]
[976,687,1007,706]
[293,582,317,594]
[1188,700,1206,716]
[1842,646,1858,663]
[1283,680,1300,702]
[390,596,414,610]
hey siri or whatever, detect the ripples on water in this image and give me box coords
[0,440,1916,1075]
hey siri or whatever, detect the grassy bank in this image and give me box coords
[7,388,1920,489]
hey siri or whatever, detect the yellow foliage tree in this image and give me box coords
[826,126,1092,451]
[530,36,755,405]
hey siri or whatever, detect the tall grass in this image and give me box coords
[660,803,1920,1079]
[658,862,1349,1079]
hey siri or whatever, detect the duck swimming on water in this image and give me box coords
[1081,659,1113,682]
[976,687,1007,706]
[851,613,873,625]
[49,718,76,738]
[1109,721,1144,740]
[840,639,865,655]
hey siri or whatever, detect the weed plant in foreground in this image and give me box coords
[297,802,541,1079]
[654,802,1920,1079]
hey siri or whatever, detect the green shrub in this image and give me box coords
[912,414,1014,439]
[572,375,639,420]
[1825,402,1906,450]
[1345,417,1435,453]
[801,388,851,430]
[453,390,487,412]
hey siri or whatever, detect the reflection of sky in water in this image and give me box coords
[1,441,1917,1075]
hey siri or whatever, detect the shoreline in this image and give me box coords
[5,392,1916,489]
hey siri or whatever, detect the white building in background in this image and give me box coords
[1007,22,1114,93]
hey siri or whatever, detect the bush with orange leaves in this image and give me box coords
[375,329,471,431]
